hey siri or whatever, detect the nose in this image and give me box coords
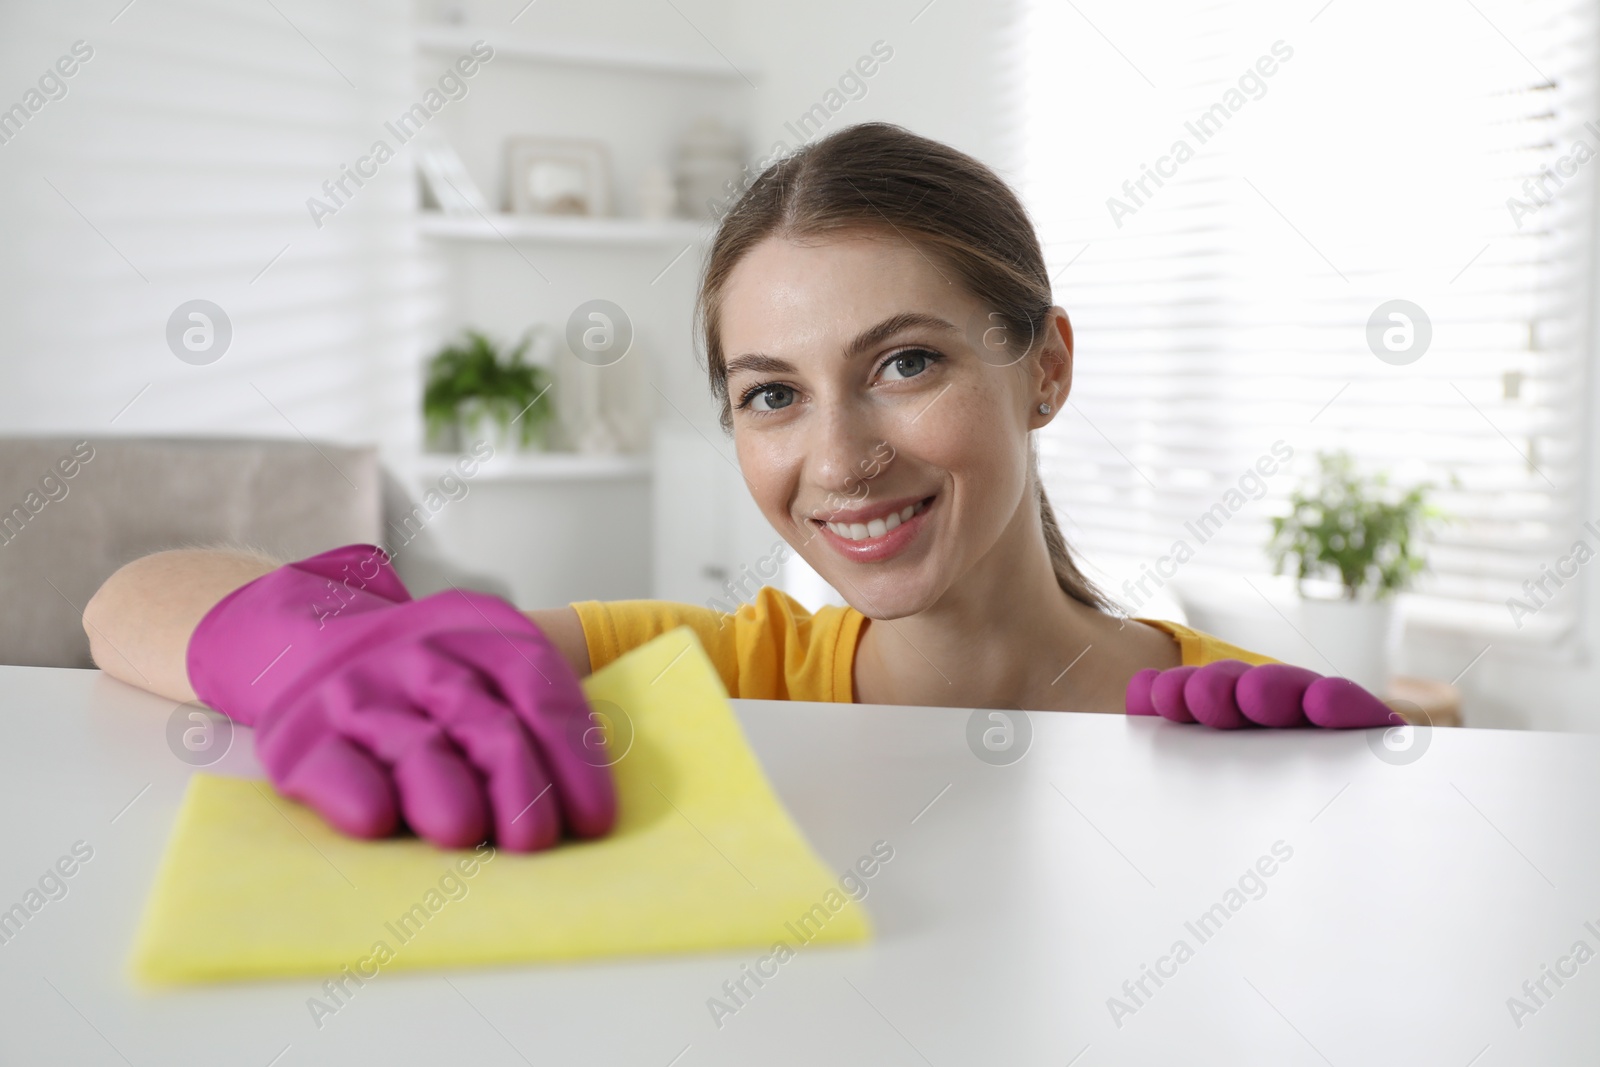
[804,397,891,511]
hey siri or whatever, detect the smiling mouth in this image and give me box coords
[815,496,935,542]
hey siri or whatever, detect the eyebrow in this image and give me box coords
[724,311,960,381]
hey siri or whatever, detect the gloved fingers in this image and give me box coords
[400,643,588,851]
[336,641,578,850]
[1127,661,1401,731]
[439,631,618,840]
[390,732,492,850]
[271,733,399,840]
[328,698,449,758]
[1236,663,1319,728]
[431,685,564,853]
[480,731,562,853]
[1184,660,1254,729]
[1150,665,1200,723]
[1303,676,1401,729]
[316,665,495,849]
[1126,668,1161,715]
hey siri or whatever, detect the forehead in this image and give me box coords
[720,232,968,356]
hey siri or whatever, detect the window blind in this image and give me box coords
[1012,0,1599,646]
[0,0,430,454]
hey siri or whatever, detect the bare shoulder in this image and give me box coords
[1053,611,1185,715]
[522,606,592,678]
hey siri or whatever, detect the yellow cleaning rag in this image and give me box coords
[131,625,871,984]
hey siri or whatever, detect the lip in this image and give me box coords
[812,494,936,563]
[809,493,930,526]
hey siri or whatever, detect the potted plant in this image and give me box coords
[1265,450,1453,692]
[422,328,555,453]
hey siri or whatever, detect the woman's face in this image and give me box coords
[719,231,1070,618]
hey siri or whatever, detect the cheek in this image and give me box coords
[902,379,1032,551]
[735,433,798,523]
[900,377,1019,482]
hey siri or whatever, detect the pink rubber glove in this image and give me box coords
[186,543,615,851]
[1125,660,1402,729]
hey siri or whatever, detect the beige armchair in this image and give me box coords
[0,436,508,668]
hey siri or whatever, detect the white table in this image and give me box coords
[2,665,1596,1066]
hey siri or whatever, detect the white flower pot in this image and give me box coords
[1296,592,1399,694]
[461,409,514,455]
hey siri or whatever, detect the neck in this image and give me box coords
[852,496,1135,713]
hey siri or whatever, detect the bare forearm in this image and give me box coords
[83,548,282,703]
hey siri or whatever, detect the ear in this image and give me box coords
[1032,307,1073,421]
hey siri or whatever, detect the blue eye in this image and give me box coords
[880,349,939,381]
[739,383,795,413]
[735,348,943,418]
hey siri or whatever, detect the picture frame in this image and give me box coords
[504,136,611,217]
[416,135,489,217]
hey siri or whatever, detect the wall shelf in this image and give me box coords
[418,211,710,247]
[415,25,761,82]
[408,17,753,604]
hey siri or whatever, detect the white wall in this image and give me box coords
[729,0,1020,180]
[0,0,431,455]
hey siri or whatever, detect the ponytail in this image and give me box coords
[1032,450,1118,613]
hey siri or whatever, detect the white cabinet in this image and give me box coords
[651,423,767,607]
[389,451,652,609]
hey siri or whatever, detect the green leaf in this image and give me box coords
[420,327,557,444]
[1264,449,1453,599]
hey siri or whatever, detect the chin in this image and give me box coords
[828,567,939,621]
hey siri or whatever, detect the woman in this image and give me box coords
[83,123,1393,854]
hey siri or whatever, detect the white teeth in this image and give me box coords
[824,499,928,541]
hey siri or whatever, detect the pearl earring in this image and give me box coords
[1038,402,1052,415]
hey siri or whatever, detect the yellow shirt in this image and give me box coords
[570,585,1279,704]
